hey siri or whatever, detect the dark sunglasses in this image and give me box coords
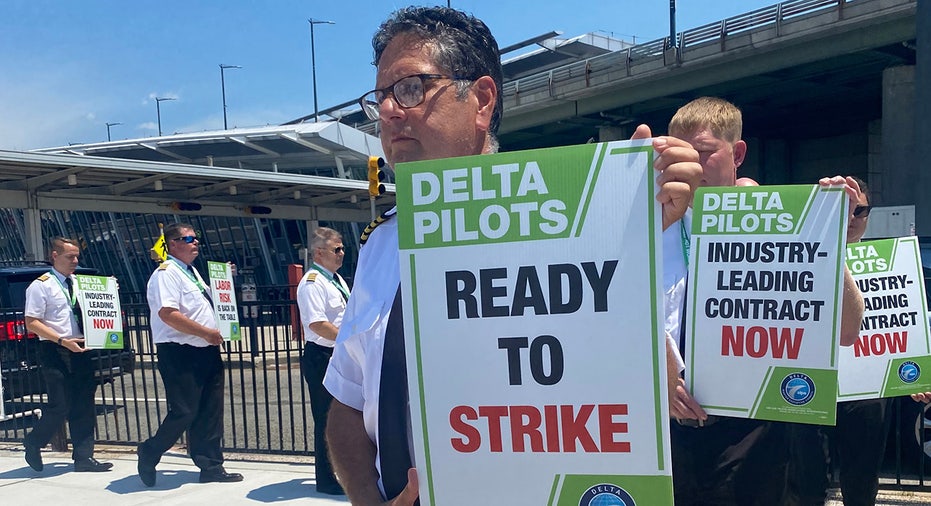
[333,247,345,254]
[172,235,199,244]
[853,205,872,218]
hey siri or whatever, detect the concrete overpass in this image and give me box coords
[494,0,927,234]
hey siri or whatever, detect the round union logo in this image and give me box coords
[579,483,635,506]
[108,332,119,343]
[898,361,920,384]
[780,373,815,406]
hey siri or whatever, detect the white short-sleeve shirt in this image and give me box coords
[146,256,217,347]
[324,209,400,499]
[663,210,692,371]
[296,263,348,347]
[24,269,81,338]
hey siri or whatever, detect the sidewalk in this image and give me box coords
[0,442,349,505]
[4,441,931,505]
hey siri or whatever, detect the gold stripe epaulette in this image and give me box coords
[157,262,171,271]
[360,209,395,246]
[305,272,318,282]
[37,273,50,281]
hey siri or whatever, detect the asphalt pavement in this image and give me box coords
[0,442,349,505]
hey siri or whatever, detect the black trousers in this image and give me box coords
[671,417,786,506]
[832,398,891,506]
[783,422,830,506]
[301,341,339,489]
[140,343,225,471]
[25,340,97,461]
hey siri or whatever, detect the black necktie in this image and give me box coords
[188,265,213,306]
[678,276,688,356]
[335,273,349,302]
[65,277,84,334]
[378,288,416,503]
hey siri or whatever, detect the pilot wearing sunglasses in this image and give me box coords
[296,226,350,495]
[138,222,243,487]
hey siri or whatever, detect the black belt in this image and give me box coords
[306,341,335,351]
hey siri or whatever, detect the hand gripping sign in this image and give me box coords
[686,185,848,425]
[838,236,931,400]
[396,140,673,506]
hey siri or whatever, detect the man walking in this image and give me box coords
[23,236,112,473]
[137,222,242,487]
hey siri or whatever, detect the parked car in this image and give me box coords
[0,262,135,401]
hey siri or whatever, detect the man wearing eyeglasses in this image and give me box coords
[296,227,349,495]
[324,7,703,506]
[137,222,242,487]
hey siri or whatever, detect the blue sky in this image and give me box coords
[0,0,778,150]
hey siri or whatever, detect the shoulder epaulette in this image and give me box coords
[360,209,396,246]
[37,273,50,281]
[305,272,318,282]
[157,262,171,271]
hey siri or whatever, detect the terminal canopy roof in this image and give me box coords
[5,123,392,223]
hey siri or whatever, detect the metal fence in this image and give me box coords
[4,298,931,492]
[1,299,316,456]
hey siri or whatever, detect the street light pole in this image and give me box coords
[155,97,176,136]
[308,18,335,123]
[220,64,241,130]
[668,0,677,48]
[106,122,122,142]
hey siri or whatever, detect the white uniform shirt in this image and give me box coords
[296,263,349,347]
[146,256,217,347]
[24,269,82,338]
[663,210,691,371]
[324,208,400,499]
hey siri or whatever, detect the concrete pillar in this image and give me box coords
[304,220,320,269]
[880,66,915,210]
[916,1,931,235]
[866,119,882,197]
[22,201,43,262]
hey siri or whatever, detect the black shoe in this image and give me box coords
[199,469,244,483]
[24,444,43,472]
[137,444,157,487]
[74,457,113,472]
[316,483,345,495]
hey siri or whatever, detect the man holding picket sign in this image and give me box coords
[664,97,865,505]
[22,236,113,474]
[324,6,703,506]
[138,222,242,487]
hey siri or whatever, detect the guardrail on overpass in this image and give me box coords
[500,0,916,123]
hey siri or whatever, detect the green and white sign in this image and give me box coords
[208,261,241,342]
[74,274,123,349]
[839,237,931,400]
[686,185,847,425]
[396,140,672,506]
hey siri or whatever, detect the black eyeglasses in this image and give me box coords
[172,235,199,244]
[333,247,345,254]
[853,205,872,218]
[358,73,469,121]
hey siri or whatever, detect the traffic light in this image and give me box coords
[368,156,385,197]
